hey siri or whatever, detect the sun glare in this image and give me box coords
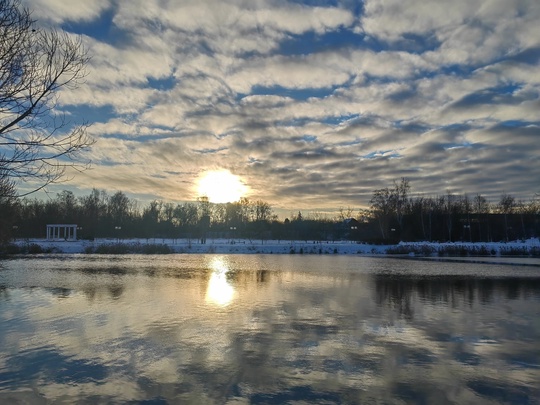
[197,170,247,203]
[206,257,235,307]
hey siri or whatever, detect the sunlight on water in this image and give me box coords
[205,257,235,307]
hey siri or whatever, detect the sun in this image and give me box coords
[197,170,247,203]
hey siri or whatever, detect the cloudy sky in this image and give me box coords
[23,0,540,210]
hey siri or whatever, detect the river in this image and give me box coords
[1,254,539,404]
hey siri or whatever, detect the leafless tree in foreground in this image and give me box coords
[0,0,93,196]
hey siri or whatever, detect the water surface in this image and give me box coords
[1,254,539,404]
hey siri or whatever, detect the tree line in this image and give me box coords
[1,180,539,244]
[1,189,278,242]
[369,178,540,243]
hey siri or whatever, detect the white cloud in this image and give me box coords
[112,0,354,56]
[24,0,111,24]
[362,0,540,66]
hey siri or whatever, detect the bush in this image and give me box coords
[475,246,491,256]
[0,242,59,255]
[385,244,435,256]
[0,243,21,255]
[27,243,44,254]
[437,245,467,257]
[88,242,174,254]
[139,244,173,254]
[93,243,131,254]
[499,246,529,256]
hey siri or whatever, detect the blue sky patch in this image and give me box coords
[147,75,176,91]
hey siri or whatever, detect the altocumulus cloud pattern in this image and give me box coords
[25,0,540,209]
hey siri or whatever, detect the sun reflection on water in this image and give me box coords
[205,257,235,307]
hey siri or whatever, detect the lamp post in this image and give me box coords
[229,226,236,244]
[350,226,357,242]
[115,226,121,243]
[463,224,471,242]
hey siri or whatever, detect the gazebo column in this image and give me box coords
[45,224,79,240]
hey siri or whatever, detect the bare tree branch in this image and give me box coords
[0,0,94,196]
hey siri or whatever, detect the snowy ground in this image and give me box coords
[16,238,381,255]
[12,237,540,257]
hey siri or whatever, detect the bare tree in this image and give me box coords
[390,177,410,231]
[370,178,410,240]
[473,194,491,241]
[370,187,391,239]
[0,0,93,196]
[253,199,273,222]
[337,206,354,221]
[0,171,18,241]
[498,193,516,241]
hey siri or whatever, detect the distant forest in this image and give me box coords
[1,179,539,244]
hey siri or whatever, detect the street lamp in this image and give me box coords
[463,224,471,242]
[229,226,236,244]
[350,226,358,242]
[115,226,121,242]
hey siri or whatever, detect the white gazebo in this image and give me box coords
[46,224,78,241]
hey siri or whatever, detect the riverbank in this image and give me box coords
[5,237,540,258]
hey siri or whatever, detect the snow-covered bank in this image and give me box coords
[8,237,540,257]
[12,238,384,255]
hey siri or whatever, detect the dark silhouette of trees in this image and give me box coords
[253,199,273,222]
[108,192,131,226]
[173,202,198,229]
[0,0,93,195]
[78,188,107,239]
[197,196,210,243]
[0,172,17,242]
[142,200,161,240]
[2,182,539,244]
[473,194,490,241]
[366,179,539,243]
[392,178,410,232]
[55,190,78,223]
[497,193,516,242]
[370,186,392,240]
[370,178,409,241]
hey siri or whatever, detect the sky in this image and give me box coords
[21,0,540,211]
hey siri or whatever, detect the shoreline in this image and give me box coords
[6,237,540,258]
